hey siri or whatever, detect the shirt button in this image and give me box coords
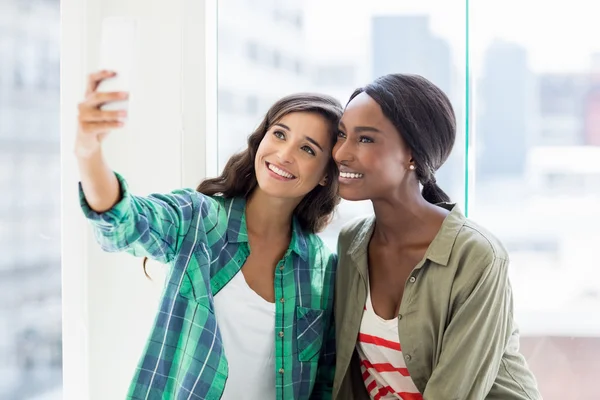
[279,297,285,303]
[398,314,403,320]
[409,276,416,283]
[279,331,284,338]
[279,265,284,271]
[279,368,285,374]
[405,354,412,362]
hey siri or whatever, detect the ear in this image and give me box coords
[319,175,328,186]
[408,157,416,170]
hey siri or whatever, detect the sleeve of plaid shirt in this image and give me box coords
[310,253,338,400]
[79,172,210,264]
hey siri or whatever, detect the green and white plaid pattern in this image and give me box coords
[80,173,337,400]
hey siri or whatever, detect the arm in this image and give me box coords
[79,170,202,264]
[75,70,209,264]
[310,253,338,400]
[423,257,513,400]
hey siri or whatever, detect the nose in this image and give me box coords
[277,142,294,164]
[333,139,354,165]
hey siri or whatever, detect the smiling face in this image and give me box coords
[333,92,414,202]
[254,111,332,202]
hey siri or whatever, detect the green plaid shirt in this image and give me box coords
[80,173,337,400]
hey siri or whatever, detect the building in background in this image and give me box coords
[0,0,61,399]
[371,15,453,95]
[584,53,600,146]
[537,73,589,146]
[476,40,533,181]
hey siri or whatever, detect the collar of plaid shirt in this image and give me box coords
[220,195,308,257]
[79,173,337,400]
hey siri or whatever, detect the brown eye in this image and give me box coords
[273,130,285,139]
[301,145,315,156]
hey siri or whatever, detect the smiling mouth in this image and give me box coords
[266,162,296,179]
[339,171,364,179]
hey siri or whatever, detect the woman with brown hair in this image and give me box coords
[76,70,342,399]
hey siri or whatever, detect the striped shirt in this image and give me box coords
[356,285,422,400]
[79,172,337,400]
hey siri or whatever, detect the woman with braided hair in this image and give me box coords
[332,74,541,400]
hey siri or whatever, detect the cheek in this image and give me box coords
[360,151,396,178]
[354,148,378,170]
[254,150,262,168]
[371,158,405,186]
[254,140,270,162]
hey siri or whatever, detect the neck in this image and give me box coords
[371,183,439,245]
[245,188,298,238]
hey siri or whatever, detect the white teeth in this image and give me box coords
[340,171,363,179]
[268,163,294,179]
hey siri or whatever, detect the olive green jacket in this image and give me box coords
[332,204,542,400]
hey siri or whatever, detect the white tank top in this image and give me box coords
[213,270,276,400]
[356,283,423,400]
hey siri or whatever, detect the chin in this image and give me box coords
[262,187,293,199]
[338,187,369,202]
[256,178,297,200]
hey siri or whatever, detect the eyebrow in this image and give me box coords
[338,121,382,134]
[274,123,290,131]
[305,136,324,152]
[274,123,324,152]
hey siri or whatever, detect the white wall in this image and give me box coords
[61,0,216,398]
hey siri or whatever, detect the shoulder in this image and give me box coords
[449,218,511,302]
[337,215,374,254]
[340,215,372,237]
[453,218,509,267]
[305,233,337,268]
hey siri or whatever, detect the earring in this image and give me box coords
[409,164,415,170]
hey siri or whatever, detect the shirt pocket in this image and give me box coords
[296,306,325,362]
[176,267,213,311]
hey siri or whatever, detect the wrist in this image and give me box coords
[74,145,103,162]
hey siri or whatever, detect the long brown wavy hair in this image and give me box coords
[143,93,343,277]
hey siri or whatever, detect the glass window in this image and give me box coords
[218,0,600,396]
[471,0,600,396]
[0,0,61,398]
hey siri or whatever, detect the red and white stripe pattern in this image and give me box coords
[356,289,422,400]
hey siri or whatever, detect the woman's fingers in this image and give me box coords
[85,70,116,96]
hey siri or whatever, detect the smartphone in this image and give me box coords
[97,16,138,112]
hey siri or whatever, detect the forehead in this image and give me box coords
[276,111,330,133]
[275,110,324,125]
[340,92,408,151]
[341,92,388,127]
